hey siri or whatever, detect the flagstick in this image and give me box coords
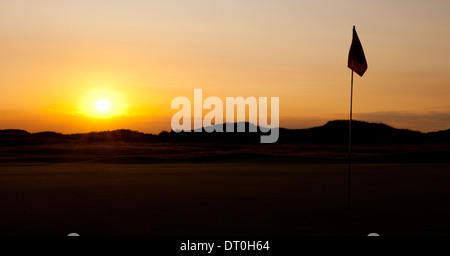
[348,70,354,209]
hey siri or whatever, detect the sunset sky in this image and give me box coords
[1,0,450,134]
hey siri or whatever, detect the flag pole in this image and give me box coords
[347,25,366,209]
[348,69,354,209]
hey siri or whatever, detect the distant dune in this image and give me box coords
[1,121,450,164]
[1,120,450,146]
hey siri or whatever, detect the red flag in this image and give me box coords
[348,26,367,77]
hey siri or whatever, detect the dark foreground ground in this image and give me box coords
[1,161,449,236]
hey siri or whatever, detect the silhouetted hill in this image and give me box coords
[1,120,449,146]
[426,129,450,143]
[159,122,261,144]
[66,129,157,143]
[0,129,156,146]
[0,129,30,137]
[157,120,447,144]
[280,120,424,144]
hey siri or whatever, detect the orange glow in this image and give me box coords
[79,88,127,119]
[95,99,111,113]
[0,1,450,133]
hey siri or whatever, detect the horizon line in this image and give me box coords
[1,120,449,136]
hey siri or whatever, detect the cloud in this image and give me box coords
[354,111,450,132]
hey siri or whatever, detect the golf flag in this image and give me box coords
[348,26,367,77]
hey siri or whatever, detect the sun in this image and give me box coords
[80,88,127,119]
[95,99,112,113]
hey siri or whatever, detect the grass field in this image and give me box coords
[1,162,449,236]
